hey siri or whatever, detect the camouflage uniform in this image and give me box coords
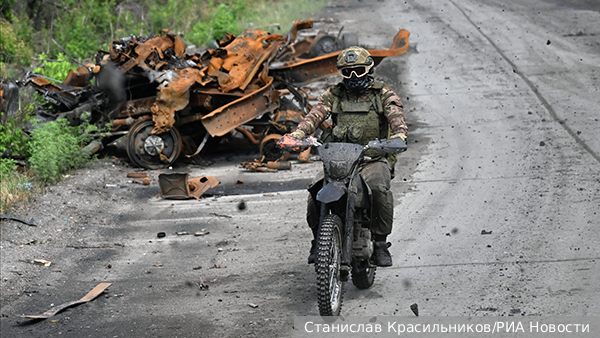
[298,80,407,237]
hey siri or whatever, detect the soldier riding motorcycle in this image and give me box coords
[278,46,408,315]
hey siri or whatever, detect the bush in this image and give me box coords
[210,3,239,41]
[0,18,33,66]
[0,112,31,158]
[188,21,211,47]
[33,53,77,83]
[28,119,93,185]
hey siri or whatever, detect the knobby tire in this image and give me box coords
[316,214,344,316]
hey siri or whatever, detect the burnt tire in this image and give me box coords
[316,214,344,316]
[351,265,376,290]
[126,119,182,169]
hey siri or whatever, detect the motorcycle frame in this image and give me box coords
[309,143,374,272]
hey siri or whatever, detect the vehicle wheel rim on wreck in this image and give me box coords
[126,120,182,169]
[260,134,288,161]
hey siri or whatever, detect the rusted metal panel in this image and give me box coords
[63,66,92,87]
[201,77,279,137]
[117,97,156,119]
[188,176,220,199]
[269,29,410,86]
[158,172,190,199]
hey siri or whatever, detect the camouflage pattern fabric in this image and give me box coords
[296,81,408,141]
[301,79,407,238]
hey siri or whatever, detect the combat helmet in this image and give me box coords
[336,46,374,91]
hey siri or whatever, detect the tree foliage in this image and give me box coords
[1,0,326,66]
[1,0,251,63]
[0,16,34,66]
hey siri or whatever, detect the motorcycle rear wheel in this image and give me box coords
[316,214,344,316]
[352,266,376,289]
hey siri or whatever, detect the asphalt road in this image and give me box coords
[1,0,599,337]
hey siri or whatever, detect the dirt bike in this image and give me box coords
[278,135,407,316]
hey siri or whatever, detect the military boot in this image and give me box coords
[308,240,317,264]
[373,241,392,267]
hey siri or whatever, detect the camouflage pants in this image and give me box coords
[307,159,394,236]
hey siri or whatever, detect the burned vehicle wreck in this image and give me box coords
[25,20,409,169]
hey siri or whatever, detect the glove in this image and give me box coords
[277,133,305,152]
[290,130,306,140]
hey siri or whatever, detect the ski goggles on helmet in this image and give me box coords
[338,65,372,79]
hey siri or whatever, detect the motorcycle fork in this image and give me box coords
[342,171,362,275]
[317,182,354,277]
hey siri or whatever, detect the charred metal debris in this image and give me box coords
[19,20,410,169]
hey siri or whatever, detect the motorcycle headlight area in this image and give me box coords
[328,160,350,179]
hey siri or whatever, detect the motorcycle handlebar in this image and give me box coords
[277,134,406,155]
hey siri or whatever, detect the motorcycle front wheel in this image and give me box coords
[316,214,344,316]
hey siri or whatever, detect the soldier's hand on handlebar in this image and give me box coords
[277,133,321,152]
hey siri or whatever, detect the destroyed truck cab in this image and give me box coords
[24,20,409,169]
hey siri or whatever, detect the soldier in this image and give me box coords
[288,46,408,267]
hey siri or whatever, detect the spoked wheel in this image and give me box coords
[352,265,376,289]
[126,120,182,169]
[316,214,344,316]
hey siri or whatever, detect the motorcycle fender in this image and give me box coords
[316,181,346,204]
[307,177,324,202]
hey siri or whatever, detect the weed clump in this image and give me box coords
[28,119,94,185]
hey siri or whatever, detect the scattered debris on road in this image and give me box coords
[158,172,220,199]
[209,264,227,269]
[20,283,111,319]
[0,213,36,227]
[410,303,419,316]
[126,172,148,178]
[209,212,232,218]
[33,259,51,267]
[194,280,209,290]
[241,156,292,172]
[237,200,246,211]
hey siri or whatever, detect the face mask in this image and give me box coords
[343,74,373,92]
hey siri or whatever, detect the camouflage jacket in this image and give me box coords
[296,80,408,141]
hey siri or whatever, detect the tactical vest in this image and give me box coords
[329,81,390,146]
